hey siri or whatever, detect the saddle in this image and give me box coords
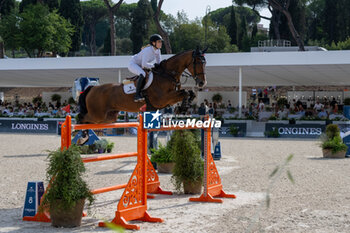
[122,71,153,94]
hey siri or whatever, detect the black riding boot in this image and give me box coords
[134,74,145,102]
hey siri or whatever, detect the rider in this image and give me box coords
[128,34,163,102]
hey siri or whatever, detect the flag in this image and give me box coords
[62,104,70,113]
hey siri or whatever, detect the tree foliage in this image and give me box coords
[59,0,83,53]
[0,4,73,57]
[81,0,107,55]
[130,0,153,53]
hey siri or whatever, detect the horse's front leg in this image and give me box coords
[167,89,194,114]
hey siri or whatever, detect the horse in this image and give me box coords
[78,48,207,124]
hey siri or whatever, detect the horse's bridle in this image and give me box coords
[187,51,206,85]
[155,50,206,87]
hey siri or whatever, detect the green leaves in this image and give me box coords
[1,4,74,57]
[171,130,204,192]
[43,145,94,211]
[150,142,174,163]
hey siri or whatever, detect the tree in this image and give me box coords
[48,10,74,56]
[103,0,123,56]
[102,27,111,55]
[0,0,15,58]
[170,18,235,54]
[251,23,258,39]
[235,0,306,51]
[227,4,238,44]
[0,0,15,15]
[130,0,152,53]
[305,0,326,43]
[334,0,350,43]
[18,4,51,57]
[151,0,172,53]
[18,4,73,57]
[237,15,247,50]
[0,12,20,57]
[81,0,107,55]
[19,0,36,13]
[19,0,58,12]
[43,0,59,11]
[59,0,83,54]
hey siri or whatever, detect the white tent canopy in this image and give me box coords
[1,50,350,87]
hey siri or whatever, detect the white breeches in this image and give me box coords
[128,61,146,76]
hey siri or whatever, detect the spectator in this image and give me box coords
[198,103,206,116]
[333,103,339,113]
[263,88,268,98]
[330,98,337,108]
[318,108,328,118]
[313,101,323,112]
[257,100,265,112]
[208,103,214,115]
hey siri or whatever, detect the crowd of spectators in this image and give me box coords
[0,99,76,118]
[0,94,344,121]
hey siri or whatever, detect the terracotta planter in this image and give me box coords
[322,149,346,158]
[183,180,202,194]
[157,162,175,173]
[50,199,85,228]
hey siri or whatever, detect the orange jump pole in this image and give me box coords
[189,125,236,203]
[65,116,172,196]
[91,183,127,195]
[82,152,138,163]
[99,114,163,230]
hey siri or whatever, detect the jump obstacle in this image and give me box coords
[23,114,235,230]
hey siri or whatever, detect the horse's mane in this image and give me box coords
[165,50,192,63]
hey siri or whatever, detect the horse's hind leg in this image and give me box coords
[106,111,119,123]
[80,113,94,124]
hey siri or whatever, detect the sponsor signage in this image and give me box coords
[143,111,222,129]
[265,123,326,138]
[218,123,247,137]
[0,119,58,134]
[22,181,45,218]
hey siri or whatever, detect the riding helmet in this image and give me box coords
[150,34,163,44]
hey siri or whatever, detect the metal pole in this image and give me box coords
[239,67,242,118]
[205,6,211,46]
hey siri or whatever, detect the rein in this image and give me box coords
[154,49,206,87]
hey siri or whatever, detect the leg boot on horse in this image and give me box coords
[134,74,146,102]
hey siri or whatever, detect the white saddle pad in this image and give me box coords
[123,72,153,94]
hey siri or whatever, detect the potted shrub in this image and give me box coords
[321,124,347,158]
[51,94,62,107]
[277,97,288,108]
[41,145,94,227]
[229,125,239,137]
[264,127,280,138]
[106,141,115,153]
[151,142,175,173]
[171,131,204,194]
[94,139,108,153]
[212,93,223,104]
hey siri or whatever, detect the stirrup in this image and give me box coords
[134,96,145,102]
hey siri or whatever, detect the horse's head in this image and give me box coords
[187,47,207,88]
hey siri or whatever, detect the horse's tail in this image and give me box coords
[77,86,93,123]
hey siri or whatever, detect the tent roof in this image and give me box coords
[1,50,350,87]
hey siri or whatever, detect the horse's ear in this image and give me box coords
[195,46,200,53]
[202,47,208,54]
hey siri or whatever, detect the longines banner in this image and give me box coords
[265,123,326,138]
[0,119,58,134]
